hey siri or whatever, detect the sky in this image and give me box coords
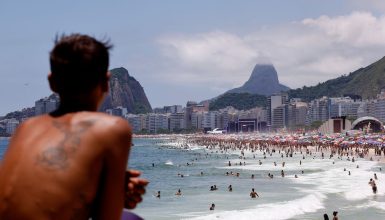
[1,0,385,115]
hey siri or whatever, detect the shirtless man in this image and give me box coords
[250,188,259,198]
[0,34,147,220]
[369,178,377,194]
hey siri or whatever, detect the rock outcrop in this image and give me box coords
[100,67,152,114]
[226,64,289,96]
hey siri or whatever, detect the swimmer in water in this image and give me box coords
[250,188,259,198]
[369,178,377,194]
[373,182,377,194]
[175,189,182,196]
[332,211,338,220]
[209,203,215,210]
[228,185,233,192]
[156,191,161,198]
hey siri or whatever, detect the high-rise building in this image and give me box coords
[106,106,128,117]
[307,96,329,124]
[170,113,185,132]
[295,103,308,126]
[146,113,169,133]
[6,118,19,135]
[191,111,204,130]
[329,97,362,119]
[287,100,308,128]
[184,101,209,129]
[163,105,183,114]
[202,111,218,130]
[126,114,148,133]
[35,96,59,115]
[272,105,287,129]
[267,93,288,129]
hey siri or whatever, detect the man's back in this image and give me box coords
[0,112,131,220]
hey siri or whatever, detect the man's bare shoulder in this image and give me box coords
[76,112,131,134]
[73,112,132,145]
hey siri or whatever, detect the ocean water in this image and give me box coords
[130,138,385,220]
[0,138,8,161]
[1,138,385,219]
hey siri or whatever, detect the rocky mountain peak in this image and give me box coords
[226,63,289,96]
[100,67,152,114]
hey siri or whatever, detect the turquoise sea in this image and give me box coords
[1,138,385,219]
[0,138,8,161]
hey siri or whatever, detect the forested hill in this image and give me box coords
[209,93,267,111]
[288,56,385,101]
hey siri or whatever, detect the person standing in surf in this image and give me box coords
[332,211,338,220]
[250,188,259,198]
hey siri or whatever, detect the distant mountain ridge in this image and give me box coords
[226,64,290,96]
[100,67,152,114]
[288,56,385,101]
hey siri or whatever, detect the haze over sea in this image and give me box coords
[1,137,385,219]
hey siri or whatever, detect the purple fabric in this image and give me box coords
[121,210,144,220]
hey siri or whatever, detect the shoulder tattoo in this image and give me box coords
[36,119,96,170]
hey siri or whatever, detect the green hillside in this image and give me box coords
[289,56,385,101]
[209,93,267,111]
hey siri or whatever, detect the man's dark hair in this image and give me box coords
[50,34,113,95]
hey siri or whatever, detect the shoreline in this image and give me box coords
[134,132,385,164]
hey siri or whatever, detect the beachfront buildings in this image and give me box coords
[169,113,185,132]
[35,95,59,115]
[329,97,363,119]
[306,96,329,124]
[117,90,385,134]
[5,91,385,136]
[184,101,209,129]
[267,93,289,129]
[288,100,308,128]
[5,118,19,135]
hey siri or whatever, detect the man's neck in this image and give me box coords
[50,102,98,117]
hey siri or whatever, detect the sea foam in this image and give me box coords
[165,160,174,165]
[185,192,325,220]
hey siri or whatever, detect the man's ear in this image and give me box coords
[102,72,110,92]
[48,73,58,92]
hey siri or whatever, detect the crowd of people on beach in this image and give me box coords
[147,131,384,218]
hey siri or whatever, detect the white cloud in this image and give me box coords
[302,11,385,47]
[155,11,385,91]
[157,31,260,89]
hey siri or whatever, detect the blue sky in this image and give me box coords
[1,0,385,115]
